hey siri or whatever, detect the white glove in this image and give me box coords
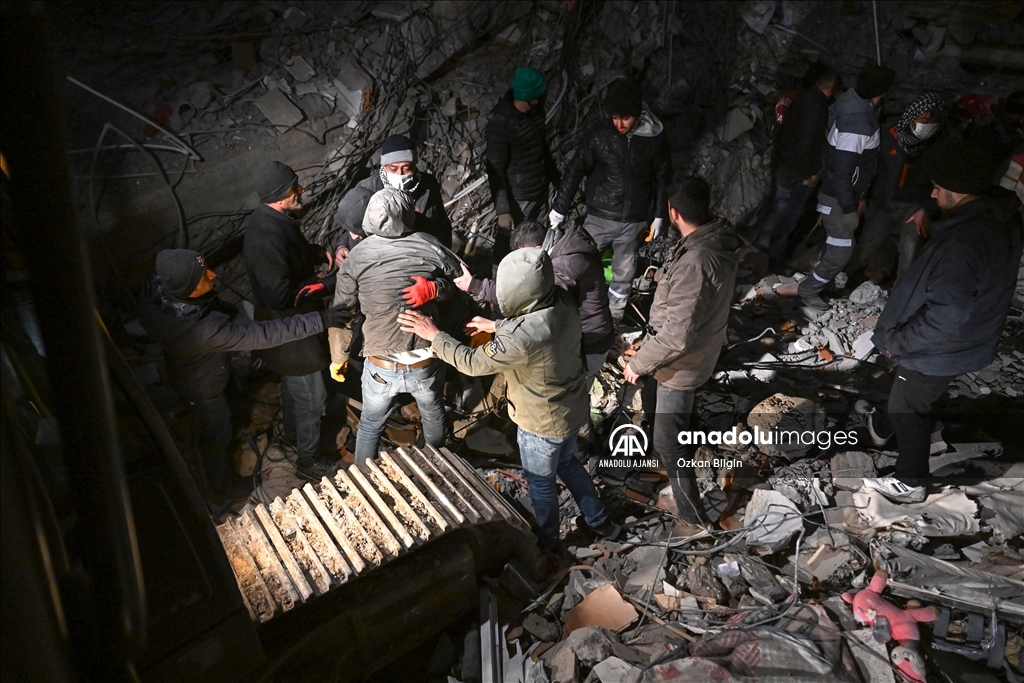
[650,217,664,240]
[548,209,566,229]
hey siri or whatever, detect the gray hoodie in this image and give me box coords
[329,188,462,363]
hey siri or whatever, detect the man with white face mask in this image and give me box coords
[333,134,454,249]
[849,92,947,282]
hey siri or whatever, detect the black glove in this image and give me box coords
[319,305,355,328]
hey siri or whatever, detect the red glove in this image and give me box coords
[401,276,438,307]
[294,282,327,304]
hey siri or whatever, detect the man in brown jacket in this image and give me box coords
[624,177,741,535]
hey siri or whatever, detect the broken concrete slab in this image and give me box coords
[285,56,316,83]
[747,393,826,460]
[254,88,304,128]
[720,107,754,142]
[686,561,727,603]
[333,59,372,120]
[593,656,641,683]
[564,626,616,667]
[744,489,803,554]
[724,552,789,602]
[847,629,895,683]
[623,546,665,595]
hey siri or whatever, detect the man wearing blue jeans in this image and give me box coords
[625,178,740,537]
[329,187,463,464]
[399,248,619,551]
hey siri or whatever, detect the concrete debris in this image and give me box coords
[744,489,803,554]
[747,393,826,460]
[852,487,981,537]
[254,88,304,128]
[523,613,560,643]
[593,656,641,683]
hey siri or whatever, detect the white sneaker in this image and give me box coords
[862,476,926,503]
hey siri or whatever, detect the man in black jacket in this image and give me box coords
[861,140,1023,503]
[485,67,561,260]
[140,249,350,505]
[756,70,838,264]
[243,161,338,479]
[550,79,671,321]
[333,135,454,249]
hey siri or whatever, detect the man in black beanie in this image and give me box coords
[140,249,351,506]
[331,134,453,249]
[243,161,339,479]
[550,78,670,321]
[776,62,895,312]
[859,137,1023,503]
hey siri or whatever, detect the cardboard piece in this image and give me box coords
[563,584,638,636]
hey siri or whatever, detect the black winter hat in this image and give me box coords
[156,249,207,298]
[855,63,895,100]
[380,135,415,166]
[606,79,643,118]
[255,161,298,203]
[333,186,371,237]
[926,136,993,195]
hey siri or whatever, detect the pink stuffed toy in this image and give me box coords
[842,571,939,682]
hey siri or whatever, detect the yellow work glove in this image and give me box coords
[330,362,348,383]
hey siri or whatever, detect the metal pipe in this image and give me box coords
[872,1,882,65]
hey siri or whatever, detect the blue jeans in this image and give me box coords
[355,360,447,465]
[280,371,327,461]
[652,383,708,525]
[517,428,608,550]
[757,175,813,263]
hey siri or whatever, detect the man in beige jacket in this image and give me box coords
[624,177,740,535]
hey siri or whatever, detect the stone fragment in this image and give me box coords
[724,553,789,602]
[565,626,616,667]
[285,56,316,82]
[522,613,560,643]
[686,562,727,603]
[593,656,641,683]
[254,89,303,128]
[546,643,578,683]
[848,629,895,682]
[743,489,802,554]
[623,546,665,594]
[721,107,754,141]
[831,451,876,491]
[747,393,826,460]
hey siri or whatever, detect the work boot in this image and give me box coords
[295,456,341,480]
[576,515,622,542]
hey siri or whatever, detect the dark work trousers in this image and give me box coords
[849,199,922,281]
[190,394,234,494]
[875,366,954,485]
[798,193,855,298]
[756,175,814,263]
[652,382,709,525]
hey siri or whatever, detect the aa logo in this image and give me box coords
[608,424,648,458]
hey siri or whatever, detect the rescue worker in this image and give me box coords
[398,248,620,552]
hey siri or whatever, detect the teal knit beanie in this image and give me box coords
[512,68,547,102]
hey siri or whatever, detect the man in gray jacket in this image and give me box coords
[777,63,894,311]
[624,178,741,536]
[399,249,619,552]
[329,188,463,464]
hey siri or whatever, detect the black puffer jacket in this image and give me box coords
[553,109,670,223]
[485,90,560,214]
[467,224,614,354]
[348,172,454,249]
[243,203,331,375]
[773,86,830,182]
[873,188,1023,376]
[139,275,324,401]
[869,124,944,213]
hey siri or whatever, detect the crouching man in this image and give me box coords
[399,249,620,552]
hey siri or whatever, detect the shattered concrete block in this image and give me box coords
[623,546,665,595]
[333,59,372,120]
[848,629,895,682]
[747,393,826,460]
[743,489,803,555]
[686,562,727,603]
[593,656,641,683]
[371,0,414,21]
[255,89,303,128]
[851,331,876,360]
[724,553,789,602]
[285,56,316,83]
[545,642,578,683]
[522,613,560,643]
[831,451,876,491]
[566,627,616,667]
[721,107,754,142]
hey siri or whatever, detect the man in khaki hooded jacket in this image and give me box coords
[399,249,619,551]
[624,177,740,536]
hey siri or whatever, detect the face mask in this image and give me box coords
[913,121,940,140]
[385,171,417,191]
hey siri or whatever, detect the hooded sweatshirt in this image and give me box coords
[329,188,463,363]
[466,223,614,353]
[553,108,671,223]
[872,187,1023,376]
[629,218,742,390]
[819,88,881,214]
[431,249,589,438]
